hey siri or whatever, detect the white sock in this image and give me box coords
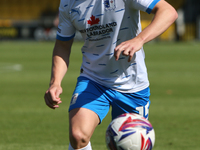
[68,141,92,150]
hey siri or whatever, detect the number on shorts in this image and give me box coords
[136,102,150,119]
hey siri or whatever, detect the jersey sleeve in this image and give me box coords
[129,0,160,14]
[56,0,76,41]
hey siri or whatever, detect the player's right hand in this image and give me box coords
[114,37,144,62]
[44,85,63,109]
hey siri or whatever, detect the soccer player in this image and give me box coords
[44,0,178,149]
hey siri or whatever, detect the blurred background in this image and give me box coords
[0,1,200,150]
[0,0,200,41]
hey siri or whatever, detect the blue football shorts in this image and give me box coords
[69,76,151,123]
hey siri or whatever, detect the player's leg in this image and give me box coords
[69,108,99,149]
[68,76,110,149]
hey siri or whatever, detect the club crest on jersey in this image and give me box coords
[104,0,116,11]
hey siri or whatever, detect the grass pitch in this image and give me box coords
[0,41,200,150]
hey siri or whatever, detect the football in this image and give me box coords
[105,113,155,150]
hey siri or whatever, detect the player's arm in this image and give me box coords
[114,0,178,62]
[137,0,178,44]
[44,38,74,109]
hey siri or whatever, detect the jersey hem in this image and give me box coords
[79,74,150,93]
[56,33,75,41]
[146,0,160,14]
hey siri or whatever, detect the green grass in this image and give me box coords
[0,41,200,150]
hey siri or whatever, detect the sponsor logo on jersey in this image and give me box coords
[104,0,116,11]
[87,15,100,26]
[79,15,117,40]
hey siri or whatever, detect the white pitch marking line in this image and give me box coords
[0,63,23,72]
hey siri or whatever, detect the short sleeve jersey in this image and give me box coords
[57,0,160,93]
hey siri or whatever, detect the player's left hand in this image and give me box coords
[114,37,144,62]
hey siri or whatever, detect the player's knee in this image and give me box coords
[70,129,90,148]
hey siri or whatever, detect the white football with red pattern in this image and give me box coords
[106,113,155,150]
